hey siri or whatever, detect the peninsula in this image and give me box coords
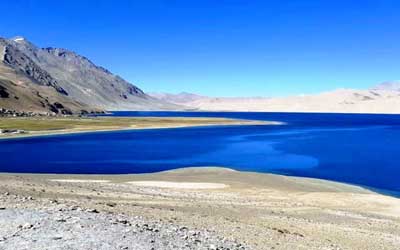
[0,116,273,139]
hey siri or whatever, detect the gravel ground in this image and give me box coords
[0,196,245,250]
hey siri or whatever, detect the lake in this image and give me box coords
[1,111,400,195]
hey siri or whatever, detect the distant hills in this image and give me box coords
[0,36,179,114]
[371,81,400,92]
[151,82,400,114]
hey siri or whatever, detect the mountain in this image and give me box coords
[151,87,400,114]
[371,81,400,92]
[149,92,206,106]
[150,92,272,111]
[0,38,92,114]
[0,36,180,114]
[3,36,398,114]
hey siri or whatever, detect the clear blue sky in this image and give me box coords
[1,0,399,96]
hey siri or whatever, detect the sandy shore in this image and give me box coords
[1,167,400,250]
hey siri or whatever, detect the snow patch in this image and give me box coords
[13,37,25,42]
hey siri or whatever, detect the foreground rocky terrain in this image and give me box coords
[0,167,399,250]
[0,201,243,250]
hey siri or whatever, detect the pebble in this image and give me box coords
[106,202,117,207]
[85,208,99,213]
[20,223,33,229]
[55,218,67,222]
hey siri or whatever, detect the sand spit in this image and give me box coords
[1,167,400,250]
[0,116,279,140]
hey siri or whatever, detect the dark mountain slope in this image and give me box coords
[0,38,93,114]
[6,37,179,111]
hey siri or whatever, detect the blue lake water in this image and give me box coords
[1,111,400,195]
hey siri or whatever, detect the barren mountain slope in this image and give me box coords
[7,37,180,111]
[0,40,92,114]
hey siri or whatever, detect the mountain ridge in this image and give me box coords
[0,36,181,114]
[151,83,400,114]
[371,81,400,92]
